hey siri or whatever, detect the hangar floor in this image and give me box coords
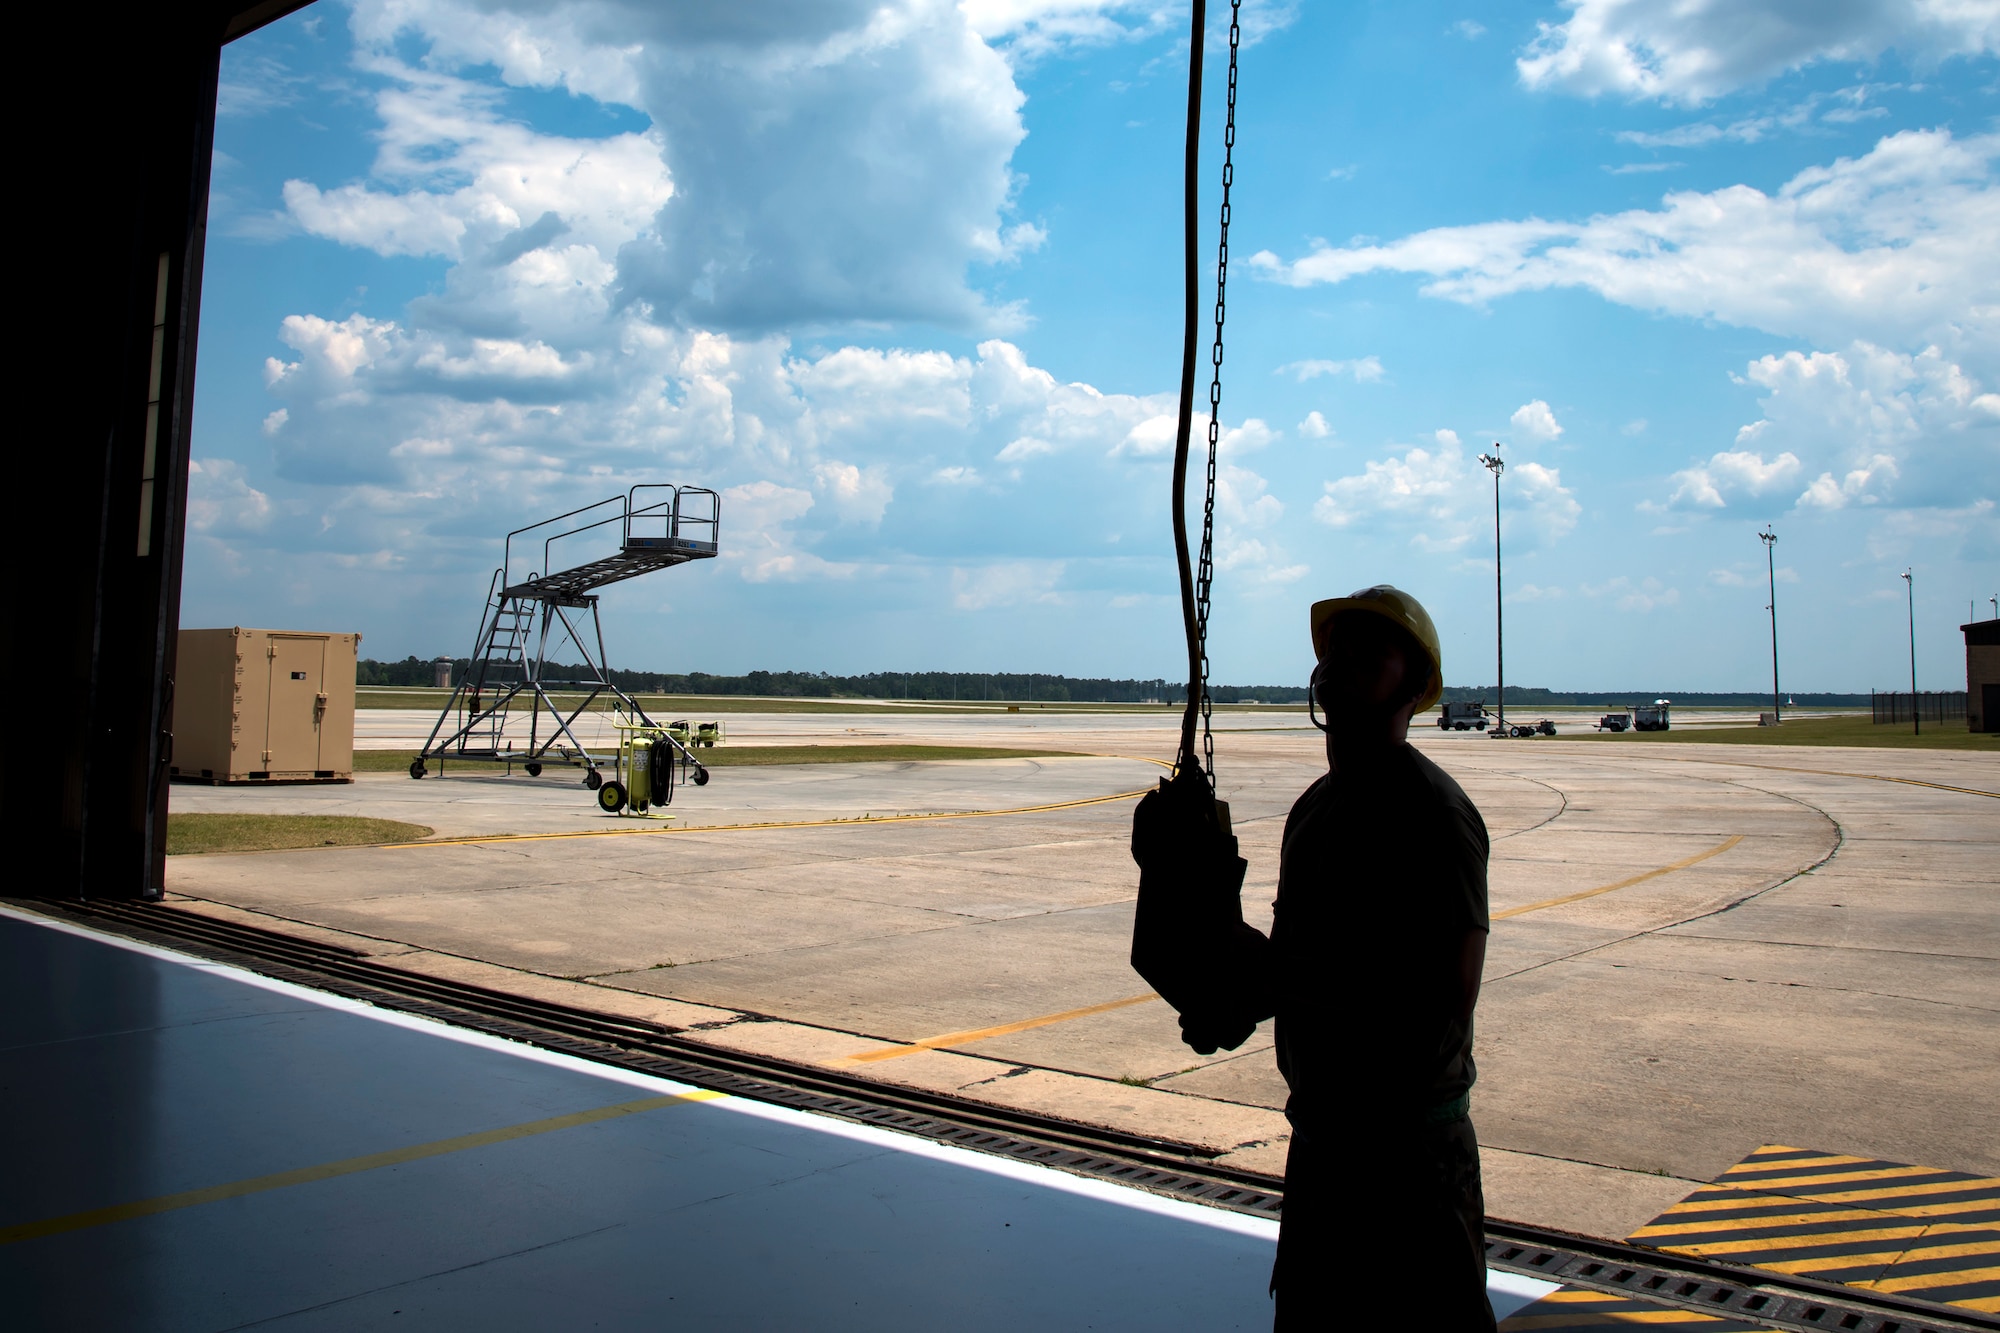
[0,909,1568,1330]
[163,718,2000,1249]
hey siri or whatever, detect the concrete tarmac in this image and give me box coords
[165,718,1999,1244]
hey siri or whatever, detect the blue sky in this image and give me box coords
[189,0,1999,692]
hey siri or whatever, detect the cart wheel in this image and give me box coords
[584,768,603,790]
[525,761,543,777]
[693,767,710,787]
[597,780,626,813]
[409,759,427,779]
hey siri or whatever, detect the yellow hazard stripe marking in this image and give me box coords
[1731,1148,1871,1166]
[1632,1207,1898,1237]
[1717,1164,1957,1189]
[1867,1264,2000,1294]
[1659,1226,1936,1256]
[1492,836,1743,920]
[381,787,1153,848]
[1652,1192,2000,1226]
[1503,1311,1728,1326]
[1649,1192,1854,1215]
[0,1090,723,1246]
[1761,1238,2000,1274]
[1802,1177,2000,1205]
[834,992,1162,1064]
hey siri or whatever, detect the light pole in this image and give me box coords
[1759,527,1781,725]
[1902,568,1918,736]
[1478,448,1505,733]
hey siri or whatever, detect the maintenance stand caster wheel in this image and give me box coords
[693,767,710,787]
[584,769,603,790]
[409,759,427,779]
[525,762,543,777]
[597,780,626,813]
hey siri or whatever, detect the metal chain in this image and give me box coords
[1194,0,1241,789]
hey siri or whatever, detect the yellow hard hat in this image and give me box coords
[1309,584,1444,713]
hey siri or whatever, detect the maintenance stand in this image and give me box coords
[414,486,719,788]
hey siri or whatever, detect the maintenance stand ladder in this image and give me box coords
[415,486,719,787]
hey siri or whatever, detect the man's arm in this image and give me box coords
[1175,920,1275,1055]
[1454,925,1487,1025]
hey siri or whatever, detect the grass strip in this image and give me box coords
[1567,714,1996,751]
[167,814,434,855]
[354,744,1084,774]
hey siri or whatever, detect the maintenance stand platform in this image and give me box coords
[416,486,719,787]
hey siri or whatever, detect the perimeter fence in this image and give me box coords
[1870,690,1967,724]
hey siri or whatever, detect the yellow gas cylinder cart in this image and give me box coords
[597,717,711,815]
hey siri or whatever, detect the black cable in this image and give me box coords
[1170,0,1241,787]
[1171,0,1208,777]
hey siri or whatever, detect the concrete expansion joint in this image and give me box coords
[1669,930,2000,966]
[1490,1145,1704,1186]
[1609,955,1997,1010]
[1459,764,1572,841]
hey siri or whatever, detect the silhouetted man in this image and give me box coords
[1131,585,1493,1330]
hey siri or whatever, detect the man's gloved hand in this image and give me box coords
[1180,1009,1258,1056]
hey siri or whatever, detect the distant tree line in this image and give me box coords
[356,658,1304,702]
[355,657,1868,707]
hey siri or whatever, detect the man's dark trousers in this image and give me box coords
[1271,1118,1495,1330]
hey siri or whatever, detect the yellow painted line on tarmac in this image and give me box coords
[1492,835,1743,921]
[834,992,1162,1065]
[0,1090,723,1246]
[380,787,1153,849]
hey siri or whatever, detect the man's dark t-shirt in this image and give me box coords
[1271,743,1490,1140]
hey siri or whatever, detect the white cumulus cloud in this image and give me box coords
[1313,429,1580,550]
[1517,0,2000,105]
[1249,130,2000,366]
[1510,399,1564,441]
[1274,356,1385,383]
[1657,341,1998,513]
[1664,449,1803,509]
[346,0,1041,333]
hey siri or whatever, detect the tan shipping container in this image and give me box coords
[171,628,359,783]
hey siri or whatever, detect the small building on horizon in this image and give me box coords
[1965,618,1999,733]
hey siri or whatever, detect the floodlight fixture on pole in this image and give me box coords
[1902,568,1918,737]
[1759,526,1781,725]
[1478,449,1505,732]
